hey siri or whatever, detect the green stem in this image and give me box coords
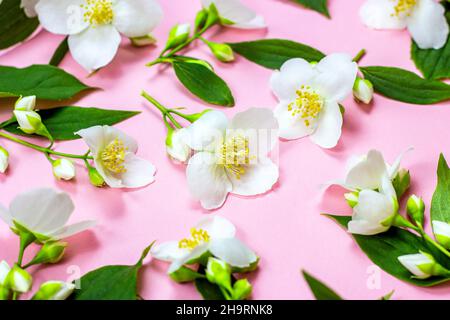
[17,231,35,267]
[141,91,183,129]
[353,49,366,63]
[0,131,92,160]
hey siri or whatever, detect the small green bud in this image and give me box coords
[32,281,75,300]
[194,9,208,31]
[392,168,410,199]
[205,41,234,62]
[406,195,425,227]
[165,23,191,50]
[130,34,157,47]
[344,191,359,208]
[88,167,105,187]
[432,221,450,249]
[205,257,232,291]
[5,264,32,293]
[28,242,67,266]
[204,3,220,29]
[231,279,252,300]
[353,77,373,104]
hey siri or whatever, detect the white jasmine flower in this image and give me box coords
[183,108,279,210]
[270,53,358,148]
[52,158,76,181]
[152,216,258,274]
[35,0,163,71]
[32,281,75,300]
[0,188,95,242]
[201,0,266,29]
[21,0,40,18]
[76,125,156,188]
[360,0,449,49]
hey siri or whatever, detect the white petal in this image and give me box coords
[113,0,163,38]
[230,108,278,155]
[231,15,266,29]
[359,0,408,29]
[184,110,228,151]
[345,150,388,190]
[21,0,39,18]
[35,0,89,35]
[48,220,96,240]
[228,157,278,196]
[9,188,74,235]
[103,126,138,153]
[387,147,413,179]
[75,126,107,155]
[120,154,156,188]
[209,238,257,268]
[167,129,191,162]
[407,0,449,49]
[309,100,343,149]
[168,244,209,274]
[186,152,232,210]
[347,219,388,235]
[432,221,450,238]
[151,241,190,262]
[0,205,13,227]
[315,53,358,102]
[68,25,121,72]
[270,58,316,101]
[274,101,314,140]
[0,260,11,285]
[203,0,262,28]
[195,216,236,239]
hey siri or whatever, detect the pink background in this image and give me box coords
[1,0,449,300]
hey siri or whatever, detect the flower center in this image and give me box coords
[392,0,416,17]
[178,228,210,250]
[82,0,114,25]
[101,139,127,174]
[220,135,253,180]
[288,85,324,127]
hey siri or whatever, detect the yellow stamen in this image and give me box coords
[220,135,254,180]
[392,0,416,17]
[288,85,324,127]
[178,228,210,250]
[81,0,114,25]
[101,139,127,174]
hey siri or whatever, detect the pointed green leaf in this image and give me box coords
[291,0,330,18]
[49,37,69,67]
[0,0,39,50]
[3,106,139,140]
[228,39,325,70]
[302,270,342,300]
[0,65,93,100]
[431,154,450,225]
[360,66,450,104]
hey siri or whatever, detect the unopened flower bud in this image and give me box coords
[28,242,67,266]
[205,40,234,62]
[232,279,252,300]
[0,146,9,173]
[166,128,190,162]
[0,286,9,300]
[14,110,43,134]
[32,281,75,300]
[88,167,105,187]
[344,191,359,208]
[353,77,373,104]
[398,251,449,279]
[165,24,191,50]
[0,260,10,286]
[406,195,425,227]
[5,264,32,293]
[432,221,450,249]
[14,95,36,111]
[52,159,76,181]
[206,257,232,291]
[195,9,208,31]
[130,34,157,47]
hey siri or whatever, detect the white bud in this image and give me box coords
[14,95,36,111]
[353,78,373,104]
[52,159,76,181]
[13,110,43,134]
[6,264,32,293]
[0,261,11,286]
[398,252,437,279]
[432,221,450,249]
[0,146,9,173]
[32,281,75,300]
[166,129,190,162]
[166,23,191,49]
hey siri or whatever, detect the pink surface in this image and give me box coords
[1,0,450,300]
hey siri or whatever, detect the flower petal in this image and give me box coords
[209,238,257,268]
[75,126,107,155]
[359,0,408,29]
[120,154,156,188]
[202,0,264,29]
[49,220,96,240]
[21,0,40,18]
[195,216,236,239]
[274,101,314,140]
[407,0,449,49]
[228,157,278,196]
[309,100,342,149]
[152,241,190,262]
[113,0,163,38]
[231,15,266,29]
[315,53,358,102]
[35,0,89,35]
[0,205,12,227]
[387,147,413,179]
[186,152,232,210]
[168,244,209,274]
[68,24,121,72]
[10,188,74,235]
[345,150,388,190]
[270,58,316,101]
[184,110,228,151]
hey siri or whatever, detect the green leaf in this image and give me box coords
[431,154,450,225]
[301,270,342,300]
[379,290,395,300]
[71,244,153,300]
[0,0,39,50]
[49,37,69,67]
[0,65,92,100]
[326,215,450,286]
[194,278,226,300]
[410,2,450,80]
[291,0,330,18]
[169,266,205,283]
[4,106,139,140]
[172,60,234,107]
[360,66,450,104]
[228,39,325,70]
